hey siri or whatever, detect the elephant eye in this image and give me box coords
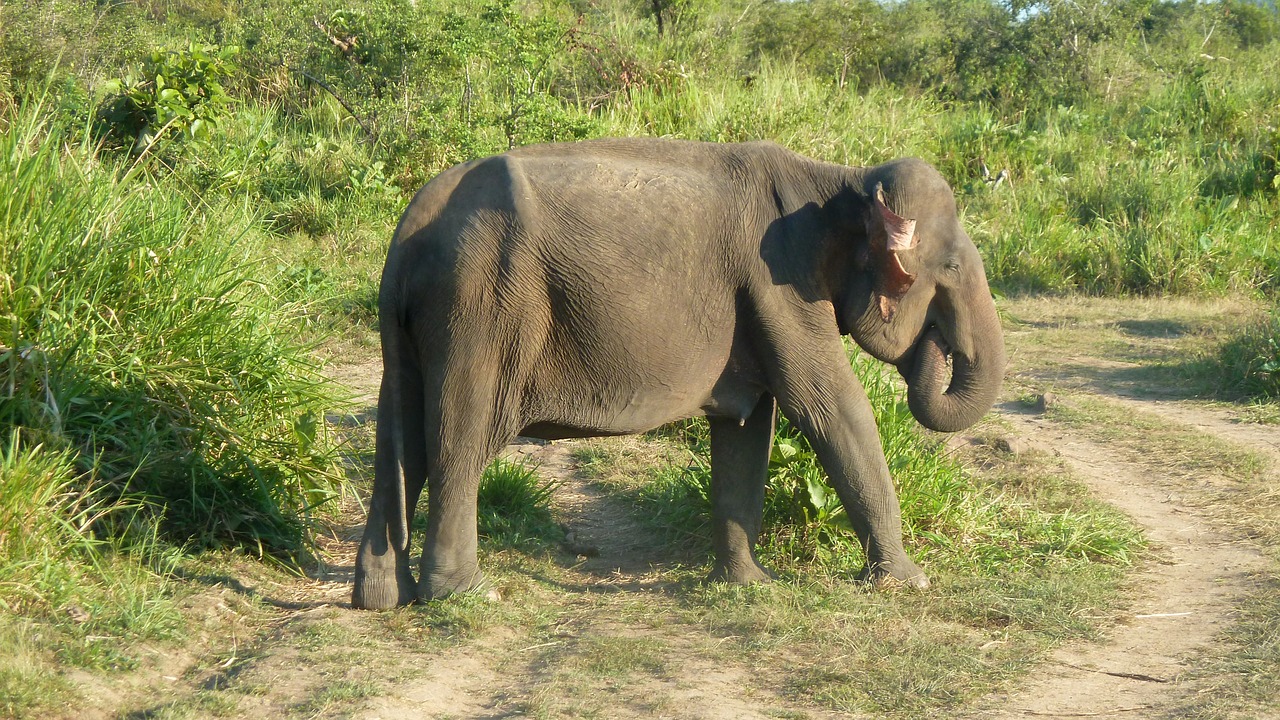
[944,260,961,272]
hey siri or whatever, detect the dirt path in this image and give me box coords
[964,402,1271,718]
[1104,396,1280,464]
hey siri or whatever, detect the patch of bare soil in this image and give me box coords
[359,631,515,720]
[961,397,1272,718]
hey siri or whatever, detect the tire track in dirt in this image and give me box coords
[965,405,1270,719]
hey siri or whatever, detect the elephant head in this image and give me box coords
[839,158,1006,433]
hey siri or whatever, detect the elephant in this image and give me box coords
[352,138,1005,610]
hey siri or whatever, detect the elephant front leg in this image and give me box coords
[790,389,928,589]
[707,394,777,584]
[769,337,929,590]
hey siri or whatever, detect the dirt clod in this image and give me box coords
[1033,391,1058,413]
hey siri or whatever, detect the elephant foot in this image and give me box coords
[707,559,776,585]
[857,557,929,590]
[352,567,417,610]
[417,565,489,601]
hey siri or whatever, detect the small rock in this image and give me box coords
[994,436,1030,455]
[1032,392,1057,414]
[563,541,601,558]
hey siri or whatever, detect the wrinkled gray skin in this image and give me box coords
[353,138,1005,610]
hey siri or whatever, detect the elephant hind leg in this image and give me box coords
[353,330,427,610]
[417,351,522,601]
[707,394,776,584]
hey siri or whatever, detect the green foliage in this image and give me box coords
[0,102,346,555]
[99,42,238,148]
[405,0,597,173]
[9,0,1276,299]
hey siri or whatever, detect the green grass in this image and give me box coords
[0,97,359,715]
[477,458,564,550]
[997,294,1280,409]
[0,430,183,715]
[291,679,381,717]
[574,636,669,678]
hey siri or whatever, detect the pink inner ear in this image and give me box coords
[875,186,918,253]
[884,212,917,253]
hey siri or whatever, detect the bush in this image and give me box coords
[0,101,346,555]
[98,42,239,149]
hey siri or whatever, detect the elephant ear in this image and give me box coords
[868,183,919,321]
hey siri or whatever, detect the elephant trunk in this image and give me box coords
[905,321,1005,433]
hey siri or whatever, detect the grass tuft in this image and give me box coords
[477,458,563,550]
[1212,302,1280,401]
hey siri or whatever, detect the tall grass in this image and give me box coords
[0,101,347,555]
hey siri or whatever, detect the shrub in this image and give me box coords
[98,42,239,149]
